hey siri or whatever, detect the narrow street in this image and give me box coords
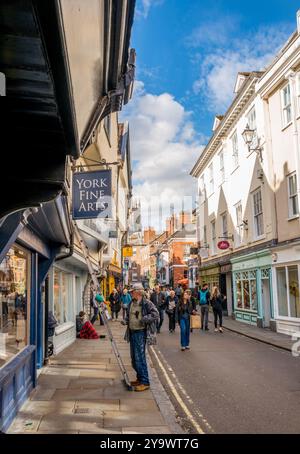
[151,318,300,434]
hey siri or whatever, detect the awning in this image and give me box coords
[0,0,136,219]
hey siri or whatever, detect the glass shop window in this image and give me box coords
[0,245,30,368]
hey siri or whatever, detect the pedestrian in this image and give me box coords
[211,286,226,333]
[150,284,166,333]
[186,289,198,333]
[109,288,121,320]
[123,282,159,392]
[175,284,183,299]
[90,289,101,325]
[199,283,211,331]
[175,290,196,351]
[76,311,106,339]
[121,288,132,320]
[165,289,178,333]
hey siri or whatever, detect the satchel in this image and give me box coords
[190,314,201,329]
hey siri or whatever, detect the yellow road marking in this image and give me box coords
[150,346,205,434]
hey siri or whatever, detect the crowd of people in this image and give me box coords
[73,281,226,392]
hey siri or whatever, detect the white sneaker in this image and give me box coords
[214,328,218,332]
[219,327,223,333]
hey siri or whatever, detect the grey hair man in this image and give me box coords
[124,283,159,392]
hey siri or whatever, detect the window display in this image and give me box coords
[0,245,30,368]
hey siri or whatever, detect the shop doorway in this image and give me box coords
[220,274,228,315]
[261,277,271,327]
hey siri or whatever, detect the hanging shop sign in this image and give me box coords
[217,240,230,250]
[72,170,112,219]
[123,246,133,257]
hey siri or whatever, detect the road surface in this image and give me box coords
[150,319,300,434]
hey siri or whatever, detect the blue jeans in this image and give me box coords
[180,317,190,348]
[130,330,149,385]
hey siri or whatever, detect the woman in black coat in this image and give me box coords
[109,289,121,320]
[175,290,196,351]
[210,286,226,333]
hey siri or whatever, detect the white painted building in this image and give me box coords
[256,16,300,335]
[191,71,277,327]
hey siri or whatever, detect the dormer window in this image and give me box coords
[212,115,224,131]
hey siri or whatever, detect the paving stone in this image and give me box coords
[68,377,115,388]
[51,388,105,401]
[78,428,122,434]
[37,375,71,389]
[19,400,75,416]
[44,367,81,377]
[30,386,56,401]
[120,398,158,412]
[79,369,120,379]
[38,414,104,432]
[103,383,153,400]
[74,400,120,412]
[104,410,165,428]
[7,414,43,433]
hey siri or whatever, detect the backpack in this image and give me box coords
[199,289,208,305]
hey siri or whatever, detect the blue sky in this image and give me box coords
[122,0,299,230]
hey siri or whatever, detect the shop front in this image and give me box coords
[271,243,300,335]
[48,258,88,355]
[198,265,220,291]
[220,263,232,316]
[231,250,273,328]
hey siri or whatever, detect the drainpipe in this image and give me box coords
[286,70,300,232]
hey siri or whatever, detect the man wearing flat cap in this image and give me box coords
[124,282,159,392]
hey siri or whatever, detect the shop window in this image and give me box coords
[288,266,300,318]
[234,270,257,311]
[53,268,71,324]
[276,267,288,317]
[0,245,30,368]
[276,265,300,318]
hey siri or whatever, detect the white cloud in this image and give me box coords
[191,23,293,113]
[136,0,163,19]
[121,81,204,230]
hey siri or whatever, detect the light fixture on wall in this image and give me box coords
[242,124,263,162]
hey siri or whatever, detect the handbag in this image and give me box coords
[190,314,201,329]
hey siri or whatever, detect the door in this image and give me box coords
[261,278,271,327]
[220,274,228,314]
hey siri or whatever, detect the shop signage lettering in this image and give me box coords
[218,240,230,250]
[72,170,112,219]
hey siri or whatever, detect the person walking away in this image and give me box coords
[121,288,132,320]
[109,288,121,320]
[165,290,178,333]
[123,282,159,392]
[150,284,166,333]
[175,284,183,299]
[211,286,226,333]
[199,283,210,331]
[175,290,196,351]
[90,290,102,325]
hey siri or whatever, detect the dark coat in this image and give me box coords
[124,297,159,345]
[175,300,194,323]
[150,291,166,309]
[211,295,225,311]
[109,292,121,312]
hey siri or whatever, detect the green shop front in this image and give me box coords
[198,265,220,290]
[231,250,274,328]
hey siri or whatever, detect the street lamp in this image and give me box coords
[242,124,263,162]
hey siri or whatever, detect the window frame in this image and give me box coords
[275,264,300,320]
[252,188,264,239]
[219,150,225,184]
[211,220,216,255]
[221,212,228,238]
[281,83,292,128]
[235,201,243,246]
[287,172,299,219]
[208,163,214,195]
[231,131,239,168]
